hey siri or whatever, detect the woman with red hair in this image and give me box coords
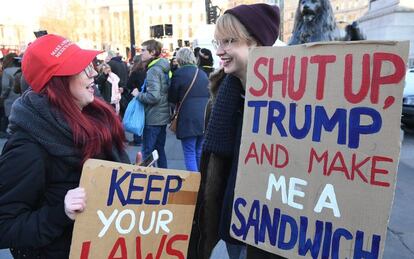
[0,34,130,259]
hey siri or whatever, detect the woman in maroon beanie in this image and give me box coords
[189,3,285,259]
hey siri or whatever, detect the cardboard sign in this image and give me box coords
[69,159,200,259]
[230,41,409,259]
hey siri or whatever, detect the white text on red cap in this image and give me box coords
[51,39,74,58]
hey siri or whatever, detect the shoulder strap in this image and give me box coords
[176,68,199,113]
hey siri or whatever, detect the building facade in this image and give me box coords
[1,0,228,57]
[79,0,232,56]
[2,0,412,62]
[359,0,414,66]
[64,0,211,56]
[0,0,43,55]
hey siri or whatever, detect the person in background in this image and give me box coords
[0,34,130,259]
[170,48,181,73]
[0,53,20,138]
[100,63,121,114]
[127,55,147,146]
[105,51,127,115]
[168,47,209,171]
[0,57,4,138]
[0,57,2,86]
[196,4,283,259]
[91,57,101,71]
[198,48,214,77]
[170,55,179,73]
[127,55,147,93]
[10,54,25,96]
[95,63,112,104]
[193,46,201,61]
[19,73,30,94]
[132,39,170,168]
[105,51,128,89]
[0,56,3,77]
[89,57,105,98]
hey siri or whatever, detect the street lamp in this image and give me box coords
[128,0,136,61]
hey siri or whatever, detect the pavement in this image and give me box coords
[384,130,414,258]
[0,129,414,258]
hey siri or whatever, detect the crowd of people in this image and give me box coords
[0,40,216,168]
[0,3,283,259]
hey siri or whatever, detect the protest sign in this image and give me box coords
[230,41,409,258]
[69,159,200,259]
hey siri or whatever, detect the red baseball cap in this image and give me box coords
[22,34,102,93]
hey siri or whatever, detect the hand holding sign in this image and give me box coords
[136,151,142,165]
[69,159,200,259]
[64,187,87,220]
[231,42,409,259]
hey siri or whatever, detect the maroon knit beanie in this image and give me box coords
[225,3,280,46]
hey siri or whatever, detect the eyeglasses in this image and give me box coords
[83,63,96,78]
[212,38,238,50]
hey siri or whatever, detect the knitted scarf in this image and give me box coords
[203,74,244,157]
[8,90,130,167]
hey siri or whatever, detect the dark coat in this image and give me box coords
[0,131,80,258]
[0,88,131,256]
[190,74,285,259]
[0,115,129,259]
[1,66,20,116]
[187,73,238,259]
[108,57,128,88]
[107,58,129,115]
[95,72,111,103]
[168,65,209,139]
[127,69,146,92]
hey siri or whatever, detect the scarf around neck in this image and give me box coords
[203,74,244,157]
[8,90,130,167]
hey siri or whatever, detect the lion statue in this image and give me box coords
[289,0,365,45]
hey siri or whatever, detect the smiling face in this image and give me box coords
[214,13,258,84]
[69,63,97,110]
[215,38,251,79]
[300,0,322,23]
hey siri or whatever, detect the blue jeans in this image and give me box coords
[143,125,167,168]
[180,136,204,171]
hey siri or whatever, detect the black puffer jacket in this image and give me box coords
[0,131,79,258]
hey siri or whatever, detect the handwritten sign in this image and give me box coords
[69,159,200,259]
[230,41,409,259]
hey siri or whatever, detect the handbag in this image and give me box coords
[122,97,145,136]
[169,68,199,133]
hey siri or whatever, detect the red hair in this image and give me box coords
[44,76,126,163]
